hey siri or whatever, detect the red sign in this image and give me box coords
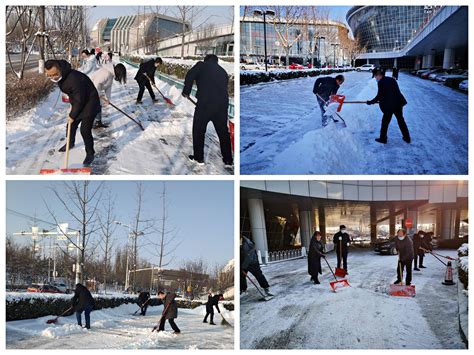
[405,218,413,229]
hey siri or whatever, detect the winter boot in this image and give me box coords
[403,137,411,144]
[188,155,205,166]
[414,267,420,271]
[94,120,108,129]
[83,153,95,167]
[136,100,143,104]
[264,288,273,297]
[203,320,208,323]
[224,160,234,169]
[314,277,320,284]
[152,98,160,103]
[375,138,387,144]
[393,280,401,285]
[420,265,426,268]
[209,322,216,325]
[59,143,74,152]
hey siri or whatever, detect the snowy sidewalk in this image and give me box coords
[6,63,232,175]
[240,71,468,174]
[240,249,465,349]
[6,303,234,349]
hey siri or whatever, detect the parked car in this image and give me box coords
[459,79,468,91]
[52,281,70,294]
[425,68,448,80]
[416,67,440,77]
[356,64,375,72]
[289,63,304,69]
[373,237,398,255]
[435,69,467,83]
[27,284,63,293]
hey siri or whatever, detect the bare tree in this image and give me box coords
[195,23,217,56]
[175,6,207,59]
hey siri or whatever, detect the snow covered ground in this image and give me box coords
[6,63,232,175]
[240,71,468,174]
[6,303,234,349]
[240,249,465,349]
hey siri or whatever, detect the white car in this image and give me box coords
[356,64,375,72]
[459,80,468,91]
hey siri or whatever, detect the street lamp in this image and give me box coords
[114,221,132,291]
[253,9,275,72]
[317,36,325,68]
[331,43,339,67]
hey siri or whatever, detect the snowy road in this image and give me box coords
[240,71,468,174]
[6,63,232,175]
[240,249,465,349]
[7,303,234,349]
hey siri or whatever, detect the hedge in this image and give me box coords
[240,68,353,86]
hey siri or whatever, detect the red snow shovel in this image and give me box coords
[40,119,92,175]
[335,241,348,278]
[323,257,351,292]
[143,73,175,106]
[389,260,416,297]
[46,306,73,324]
[316,93,347,128]
[329,94,367,112]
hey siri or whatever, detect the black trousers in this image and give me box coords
[140,304,148,316]
[241,263,269,292]
[414,252,425,268]
[192,104,233,163]
[136,80,155,101]
[379,108,410,141]
[396,260,413,284]
[204,307,214,323]
[336,251,348,271]
[67,113,97,156]
[158,317,180,332]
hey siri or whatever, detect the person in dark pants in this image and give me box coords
[137,290,150,316]
[45,60,101,166]
[157,291,180,333]
[392,67,399,80]
[313,75,344,126]
[367,69,411,144]
[71,283,95,329]
[240,235,272,296]
[394,229,414,285]
[414,230,432,270]
[182,54,233,167]
[333,225,351,273]
[203,293,222,325]
[308,231,326,284]
[134,57,163,104]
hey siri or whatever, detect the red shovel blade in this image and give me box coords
[335,267,347,278]
[164,97,175,106]
[389,284,416,297]
[46,318,58,324]
[330,279,351,292]
[329,95,345,112]
[40,168,91,175]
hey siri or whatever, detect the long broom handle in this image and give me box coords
[342,101,367,104]
[108,101,144,130]
[323,256,338,281]
[143,73,165,98]
[242,271,267,299]
[427,251,448,266]
[315,93,346,124]
[152,300,173,331]
[64,119,72,169]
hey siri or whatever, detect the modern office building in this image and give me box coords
[346,5,468,69]
[241,180,468,263]
[240,16,351,66]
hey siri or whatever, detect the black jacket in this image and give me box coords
[57,60,101,122]
[333,231,351,254]
[413,234,432,253]
[313,76,340,101]
[205,294,221,312]
[308,237,325,276]
[395,236,414,263]
[368,76,407,113]
[240,237,259,270]
[134,59,157,85]
[71,284,95,312]
[182,61,229,107]
[162,292,178,319]
[138,291,150,306]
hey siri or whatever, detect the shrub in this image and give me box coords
[240,68,353,86]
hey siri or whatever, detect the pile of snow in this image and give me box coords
[222,258,234,273]
[458,243,468,256]
[458,256,468,273]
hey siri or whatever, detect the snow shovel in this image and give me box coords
[323,257,350,292]
[132,298,151,315]
[186,96,197,106]
[46,306,73,324]
[152,301,172,332]
[335,241,348,278]
[242,271,273,301]
[389,260,416,297]
[424,249,456,261]
[315,93,346,128]
[40,119,91,175]
[219,313,233,327]
[143,73,175,106]
[108,101,145,131]
[329,94,367,112]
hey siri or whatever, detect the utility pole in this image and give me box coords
[39,6,46,74]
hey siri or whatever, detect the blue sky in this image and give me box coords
[6,181,234,269]
[87,6,234,29]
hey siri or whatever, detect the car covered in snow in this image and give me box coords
[373,237,398,255]
[27,284,64,293]
[459,79,468,91]
[355,64,375,72]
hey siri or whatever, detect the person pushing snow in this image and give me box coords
[71,283,95,329]
[203,292,223,325]
[312,74,344,126]
[308,231,327,284]
[156,291,181,334]
[134,57,163,104]
[394,229,414,286]
[240,235,272,297]
[366,69,411,144]
[137,290,151,316]
[333,225,351,274]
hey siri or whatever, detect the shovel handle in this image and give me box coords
[64,119,72,169]
[323,256,338,281]
[343,101,367,104]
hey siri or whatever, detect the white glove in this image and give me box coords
[339,236,342,241]
[347,243,350,246]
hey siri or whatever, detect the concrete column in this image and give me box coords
[441,209,455,239]
[248,198,268,262]
[443,48,455,69]
[389,206,396,237]
[435,208,443,239]
[426,54,434,68]
[318,207,326,239]
[393,58,398,68]
[454,208,461,240]
[370,204,377,244]
[299,210,313,251]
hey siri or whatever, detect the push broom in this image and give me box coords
[143,73,175,106]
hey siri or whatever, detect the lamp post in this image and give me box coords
[253,9,275,72]
[114,221,131,291]
[331,43,339,67]
[317,36,325,68]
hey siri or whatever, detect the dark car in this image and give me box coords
[374,237,398,255]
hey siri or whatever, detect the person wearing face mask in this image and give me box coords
[44,59,101,166]
[79,49,97,76]
[308,231,326,284]
[394,229,414,285]
[134,57,163,104]
[332,225,351,274]
[413,230,432,270]
[366,69,411,144]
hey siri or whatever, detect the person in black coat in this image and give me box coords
[137,290,151,316]
[394,229,414,285]
[332,225,351,272]
[134,57,163,104]
[240,235,272,296]
[203,293,222,325]
[313,75,344,126]
[413,230,432,270]
[367,69,411,144]
[45,60,101,166]
[157,291,180,333]
[308,231,326,284]
[71,283,95,329]
[392,67,399,80]
[182,54,233,167]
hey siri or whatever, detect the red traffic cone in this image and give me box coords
[442,261,455,286]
